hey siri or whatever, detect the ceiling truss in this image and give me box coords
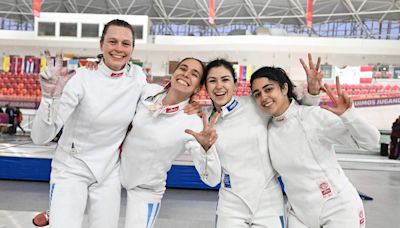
[0,0,399,38]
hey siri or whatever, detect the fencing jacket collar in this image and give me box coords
[143,89,189,117]
[272,99,297,124]
[219,96,239,119]
[98,60,131,78]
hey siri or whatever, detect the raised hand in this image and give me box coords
[185,112,220,151]
[40,50,76,98]
[300,53,323,95]
[320,76,353,115]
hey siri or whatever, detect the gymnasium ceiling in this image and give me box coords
[0,0,399,36]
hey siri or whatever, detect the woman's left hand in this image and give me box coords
[320,76,353,115]
[185,112,219,151]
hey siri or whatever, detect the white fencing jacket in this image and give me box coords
[213,94,320,215]
[120,84,221,194]
[31,61,147,182]
[268,100,380,226]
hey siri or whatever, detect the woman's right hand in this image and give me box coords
[40,51,75,98]
[185,112,220,151]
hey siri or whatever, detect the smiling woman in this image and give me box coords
[166,58,203,102]
[31,19,147,228]
[250,65,380,228]
[198,57,323,228]
[119,57,221,228]
[100,20,135,71]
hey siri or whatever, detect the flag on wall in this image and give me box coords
[33,0,41,17]
[208,0,215,25]
[246,64,253,81]
[40,56,47,72]
[25,56,35,73]
[306,0,313,28]
[241,65,247,81]
[360,66,373,83]
[9,55,16,73]
[16,57,23,73]
[3,56,10,72]
[33,58,41,73]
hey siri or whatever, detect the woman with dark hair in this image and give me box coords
[201,56,321,228]
[120,57,221,228]
[250,65,379,228]
[31,19,146,228]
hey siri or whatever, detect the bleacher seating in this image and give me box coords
[1,73,399,105]
[191,80,400,104]
[0,72,41,102]
[320,83,400,102]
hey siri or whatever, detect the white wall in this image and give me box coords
[354,105,399,130]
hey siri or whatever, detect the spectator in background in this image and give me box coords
[0,107,4,113]
[5,103,16,134]
[15,107,25,134]
[389,116,400,159]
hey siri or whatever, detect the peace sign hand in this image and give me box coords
[40,50,76,98]
[320,76,353,116]
[185,112,220,151]
[300,53,324,95]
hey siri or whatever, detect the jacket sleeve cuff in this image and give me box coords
[339,107,357,124]
[301,92,321,106]
[38,97,61,124]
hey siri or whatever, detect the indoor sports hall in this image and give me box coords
[0,0,399,227]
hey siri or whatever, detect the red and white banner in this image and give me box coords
[33,0,41,17]
[306,0,313,28]
[360,66,373,83]
[208,0,215,25]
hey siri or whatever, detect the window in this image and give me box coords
[81,23,99,38]
[38,22,55,36]
[60,23,77,37]
[132,25,143,39]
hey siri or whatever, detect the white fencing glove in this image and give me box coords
[39,51,76,98]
